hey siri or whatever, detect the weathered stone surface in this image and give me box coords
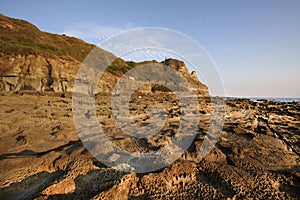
[0,53,80,92]
[0,93,299,199]
[0,52,209,97]
[0,13,299,200]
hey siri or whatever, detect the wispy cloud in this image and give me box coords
[64,25,224,96]
[63,22,136,44]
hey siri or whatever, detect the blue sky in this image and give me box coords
[1,0,299,97]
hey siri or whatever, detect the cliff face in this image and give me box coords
[0,14,209,96]
[0,53,208,95]
[0,53,79,92]
[162,58,208,95]
[0,14,300,200]
[0,13,103,93]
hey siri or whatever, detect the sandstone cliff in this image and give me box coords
[0,14,208,96]
[0,14,299,200]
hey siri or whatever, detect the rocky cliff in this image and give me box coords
[0,14,208,96]
[0,14,299,200]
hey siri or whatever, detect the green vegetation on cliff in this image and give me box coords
[0,14,208,96]
[0,14,136,75]
[0,14,95,62]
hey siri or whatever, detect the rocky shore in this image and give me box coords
[0,14,299,199]
[0,92,299,199]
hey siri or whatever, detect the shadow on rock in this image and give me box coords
[0,170,66,200]
[47,169,126,200]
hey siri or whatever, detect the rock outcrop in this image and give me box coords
[0,93,299,199]
[0,14,209,96]
[0,53,208,96]
[1,14,299,200]
[0,53,79,92]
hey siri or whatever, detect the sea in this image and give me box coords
[224,97,300,103]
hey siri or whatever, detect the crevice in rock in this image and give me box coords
[0,170,67,200]
[196,171,235,198]
[0,140,82,160]
[258,116,300,156]
[45,60,54,91]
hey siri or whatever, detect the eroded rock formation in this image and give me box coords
[0,93,299,199]
[0,14,299,200]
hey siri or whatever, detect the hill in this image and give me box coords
[0,14,299,200]
[0,14,208,96]
[0,14,96,62]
